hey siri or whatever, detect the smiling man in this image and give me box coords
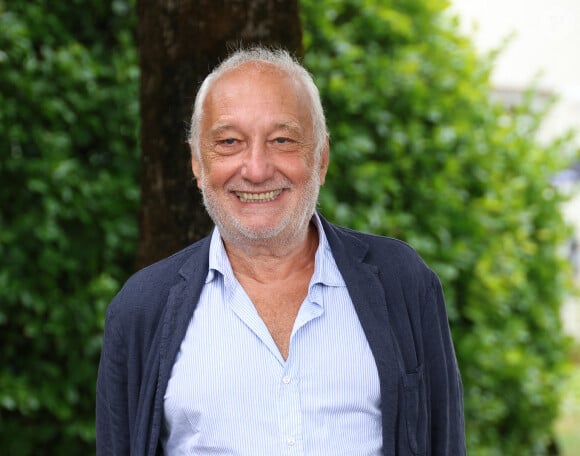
[96,47,466,456]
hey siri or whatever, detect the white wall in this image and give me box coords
[450,0,580,141]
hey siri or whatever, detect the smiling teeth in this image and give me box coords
[235,190,282,202]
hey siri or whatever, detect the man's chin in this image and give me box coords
[214,217,300,246]
[226,223,284,241]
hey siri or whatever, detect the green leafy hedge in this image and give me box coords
[302,0,574,454]
[0,1,139,453]
[0,0,575,454]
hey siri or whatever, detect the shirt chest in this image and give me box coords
[162,280,382,455]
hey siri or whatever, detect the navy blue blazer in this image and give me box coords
[96,217,465,455]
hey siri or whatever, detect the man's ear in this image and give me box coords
[190,149,203,190]
[318,136,330,185]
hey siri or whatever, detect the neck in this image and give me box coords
[223,222,319,283]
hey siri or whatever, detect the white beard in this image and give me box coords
[199,164,321,250]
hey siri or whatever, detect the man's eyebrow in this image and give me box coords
[209,124,237,137]
[273,121,303,135]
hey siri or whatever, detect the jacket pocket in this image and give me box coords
[403,365,427,455]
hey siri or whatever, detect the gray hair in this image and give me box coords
[188,47,328,159]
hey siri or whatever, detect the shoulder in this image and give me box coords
[323,219,431,274]
[105,235,212,327]
[321,218,440,302]
[334,223,422,257]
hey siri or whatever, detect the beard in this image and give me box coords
[199,166,321,249]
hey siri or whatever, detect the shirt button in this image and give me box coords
[282,376,291,384]
[287,437,296,446]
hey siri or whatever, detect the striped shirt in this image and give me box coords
[162,215,382,455]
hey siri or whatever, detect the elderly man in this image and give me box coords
[96,47,465,455]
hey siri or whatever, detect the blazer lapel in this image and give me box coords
[147,238,211,456]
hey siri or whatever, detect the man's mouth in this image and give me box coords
[234,190,282,203]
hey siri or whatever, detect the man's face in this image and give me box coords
[192,63,329,247]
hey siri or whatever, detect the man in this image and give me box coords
[96,47,465,455]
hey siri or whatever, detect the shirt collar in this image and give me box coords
[311,212,346,288]
[206,227,234,286]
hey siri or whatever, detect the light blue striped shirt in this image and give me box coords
[162,215,382,455]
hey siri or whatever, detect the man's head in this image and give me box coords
[188,47,329,249]
[188,47,328,161]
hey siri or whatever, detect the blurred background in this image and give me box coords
[451,2,580,451]
[1,0,579,454]
[451,0,580,332]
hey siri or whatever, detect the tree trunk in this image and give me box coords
[136,0,303,268]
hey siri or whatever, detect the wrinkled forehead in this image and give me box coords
[201,62,314,132]
[205,61,306,106]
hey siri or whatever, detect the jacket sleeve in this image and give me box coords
[96,300,131,455]
[423,272,466,455]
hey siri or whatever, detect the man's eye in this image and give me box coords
[275,138,289,144]
[221,138,237,145]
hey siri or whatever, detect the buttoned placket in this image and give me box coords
[226,268,325,455]
[278,356,303,455]
[277,285,324,455]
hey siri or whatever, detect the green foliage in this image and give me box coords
[1,0,576,453]
[0,0,139,453]
[302,0,574,454]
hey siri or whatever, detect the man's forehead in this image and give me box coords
[202,67,307,114]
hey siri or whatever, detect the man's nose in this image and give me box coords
[240,142,273,182]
